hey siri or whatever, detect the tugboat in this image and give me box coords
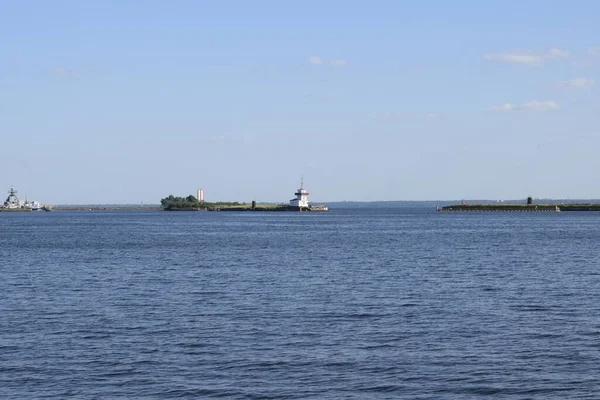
[24,200,42,211]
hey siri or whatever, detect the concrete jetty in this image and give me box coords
[441,204,600,212]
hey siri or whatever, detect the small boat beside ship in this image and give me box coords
[25,200,42,211]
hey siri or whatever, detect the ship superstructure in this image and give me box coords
[3,187,22,209]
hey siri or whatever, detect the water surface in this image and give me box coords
[2,208,600,398]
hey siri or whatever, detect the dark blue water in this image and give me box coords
[2,208,600,399]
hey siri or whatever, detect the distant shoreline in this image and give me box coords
[50,205,323,212]
[442,203,600,212]
[52,206,163,211]
[47,199,600,212]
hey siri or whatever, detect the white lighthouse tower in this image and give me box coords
[289,178,310,210]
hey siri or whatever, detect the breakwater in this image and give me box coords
[50,205,327,212]
[53,206,162,211]
[442,204,600,212]
[164,205,322,212]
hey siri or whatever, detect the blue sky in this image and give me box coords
[1,1,599,203]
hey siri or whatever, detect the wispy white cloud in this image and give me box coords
[522,101,560,111]
[53,67,82,79]
[308,56,323,65]
[328,59,347,67]
[490,103,518,112]
[589,47,600,56]
[308,56,347,67]
[484,48,569,65]
[547,48,569,58]
[427,112,438,120]
[484,52,541,64]
[490,100,559,112]
[557,77,594,90]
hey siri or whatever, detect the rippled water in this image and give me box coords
[2,208,600,398]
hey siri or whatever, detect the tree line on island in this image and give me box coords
[160,195,288,211]
[161,195,239,210]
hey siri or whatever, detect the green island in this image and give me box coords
[160,195,289,211]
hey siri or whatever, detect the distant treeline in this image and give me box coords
[160,195,242,210]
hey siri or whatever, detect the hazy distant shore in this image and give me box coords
[52,205,163,211]
[48,199,600,211]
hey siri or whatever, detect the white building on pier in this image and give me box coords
[289,178,309,209]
